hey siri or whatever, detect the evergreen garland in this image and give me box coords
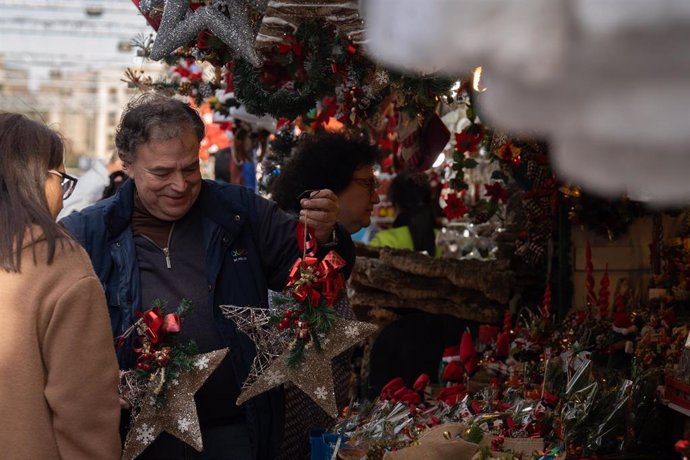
[233,22,335,119]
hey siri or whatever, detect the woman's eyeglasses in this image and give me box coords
[48,170,78,200]
[351,177,380,195]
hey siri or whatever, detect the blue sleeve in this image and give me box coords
[251,195,355,291]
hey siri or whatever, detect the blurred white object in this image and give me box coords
[212,105,277,132]
[361,0,690,204]
[361,0,568,82]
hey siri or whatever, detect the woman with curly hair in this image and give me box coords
[270,131,380,233]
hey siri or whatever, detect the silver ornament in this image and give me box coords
[151,0,262,66]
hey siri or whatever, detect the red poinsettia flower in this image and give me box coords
[454,125,484,153]
[484,182,508,204]
[442,192,468,220]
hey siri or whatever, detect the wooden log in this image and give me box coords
[352,257,490,306]
[375,248,515,304]
[349,285,502,323]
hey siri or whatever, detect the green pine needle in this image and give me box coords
[287,339,307,369]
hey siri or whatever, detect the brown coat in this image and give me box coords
[0,233,121,459]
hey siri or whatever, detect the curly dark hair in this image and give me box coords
[270,132,379,212]
[115,94,205,163]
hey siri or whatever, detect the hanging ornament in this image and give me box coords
[255,0,365,50]
[150,0,263,66]
[396,111,450,172]
[236,316,377,417]
[122,349,229,460]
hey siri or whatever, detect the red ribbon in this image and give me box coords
[137,307,181,344]
[286,250,346,307]
[296,222,318,256]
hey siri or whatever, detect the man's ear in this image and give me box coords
[122,161,134,178]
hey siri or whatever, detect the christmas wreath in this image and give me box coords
[233,22,334,119]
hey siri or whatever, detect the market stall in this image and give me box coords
[114,1,690,459]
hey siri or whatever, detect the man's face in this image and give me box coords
[124,124,202,221]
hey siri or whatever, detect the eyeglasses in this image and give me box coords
[48,170,78,200]
[351,177,380,195]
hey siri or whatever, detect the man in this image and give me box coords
[61,94,353,460]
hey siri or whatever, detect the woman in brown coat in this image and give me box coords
[0,113,121,459]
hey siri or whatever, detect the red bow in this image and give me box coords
[287,256,321,306]
[286,251,346,308]
[137,307,181,344]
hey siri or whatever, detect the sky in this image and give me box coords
[0,0,153,89]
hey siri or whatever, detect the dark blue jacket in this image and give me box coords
[61,179,354,460]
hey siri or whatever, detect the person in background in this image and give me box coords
[57,150,123,219]
[212,145,232,183]
[60,95,352,460]
[0,113,121,459]
[101,170,128,200]
[269,131,380,459]
[271,131,381,234]
[369,171,440,256]
[230,124,252,187]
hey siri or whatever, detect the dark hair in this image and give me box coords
[270,131,379,212]
[389,171,436,255]
[115,94,205,163]
[101,170,128,200]
[0,113,66,272]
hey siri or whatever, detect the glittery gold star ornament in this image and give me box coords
[150,0,266,66]
[236,317,377,417]
[218,305,290,389]
[122,349,229,460]
[255,0,365,50]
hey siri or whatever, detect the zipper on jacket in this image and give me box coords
[138,223,175,269]
[162,247,171,269]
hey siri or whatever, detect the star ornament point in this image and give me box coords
[151,0,262,66]
[236,317,378,418]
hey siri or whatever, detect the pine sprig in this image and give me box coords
[303,300,336,334]
[287,339,307,368]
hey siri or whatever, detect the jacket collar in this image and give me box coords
[104,178,249,237]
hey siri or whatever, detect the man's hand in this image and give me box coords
[299,189,339,244]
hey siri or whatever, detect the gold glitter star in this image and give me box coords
[236,317,377,417]
[122,349,229,460]
[150,0,263,66]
